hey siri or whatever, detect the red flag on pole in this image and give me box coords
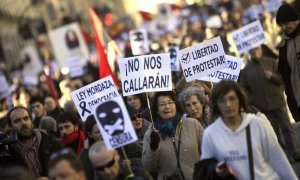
[88,8,121,87]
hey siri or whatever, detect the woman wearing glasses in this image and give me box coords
[200,80,297,179]
[142,91,203,180]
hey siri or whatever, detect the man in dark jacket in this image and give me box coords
[240,45,300,162]
[6,106,63,178]
[276,3,300,122]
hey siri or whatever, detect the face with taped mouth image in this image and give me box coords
[96,100,124,136]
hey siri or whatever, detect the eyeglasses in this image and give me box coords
[94,156,115,171]
[217,96,238,106]
[131,113,142,121]
[50,148,74,160]
[158,100,175,108]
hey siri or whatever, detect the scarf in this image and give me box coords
[61,130,85,155]
[12,129,43,177]
[154,113,182,139]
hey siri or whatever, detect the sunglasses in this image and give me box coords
[94,156,115,171]
[131,113,142,121]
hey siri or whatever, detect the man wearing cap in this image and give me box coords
[276,3,300,122]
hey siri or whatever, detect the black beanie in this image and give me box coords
[276,4,300,24]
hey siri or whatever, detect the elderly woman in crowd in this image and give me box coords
[200,80,297,179]
[179,87,211,128]
[142,91,203,180]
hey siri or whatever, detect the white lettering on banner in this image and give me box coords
[179,36,227,82]
[118,53,172,96]
[71,76,119,121]
[198,55,243,83]
[230,20,266,54]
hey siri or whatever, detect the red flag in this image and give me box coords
[89,8,121,87]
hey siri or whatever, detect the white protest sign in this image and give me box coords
[198,55,243,83]
[71,76,119,121]
[49,22,89,68]
[264,0,282,13]
[93,95,138,149]
[205,15,223,29]
[118,53,172,96]
[230,20,266,54]
[168,46,181,71]
[67,56,84,78]
[129,29,150,55]
[179,36,227,82]
[23,75,38,86]
[0,74,9,93]
[20,45,43,76]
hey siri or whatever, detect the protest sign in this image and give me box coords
[93,95,138,149]
[118,53,172,96]
[71,76,119,121]
[67,55,84,78]
[20,45,43,77]
[0,74,9,94]
[205,15,223,29]
[230,20,266,54]
[264,0,282,13]
[23,75,38,86]
[49,22,89,68]
[179,36,227,82]
[129,29,150,55]
[198,55,243,83]
[168,46,181,71]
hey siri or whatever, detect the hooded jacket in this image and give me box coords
[201,113,297,179]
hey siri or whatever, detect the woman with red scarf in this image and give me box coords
[57,111,85,155]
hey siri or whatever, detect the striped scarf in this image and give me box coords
[13,129,43,177]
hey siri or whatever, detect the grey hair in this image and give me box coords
[39,116,57,132]
[178,87,207,109]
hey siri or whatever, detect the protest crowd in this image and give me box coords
[2,0,300,179]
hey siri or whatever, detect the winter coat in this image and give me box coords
[239,57,286,111]
[142,117,203,180]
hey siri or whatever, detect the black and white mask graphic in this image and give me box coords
[96,101,124,136]
[133,32,144,41]
[169,48,177,65]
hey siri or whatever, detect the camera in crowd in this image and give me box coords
[0,130,17,166]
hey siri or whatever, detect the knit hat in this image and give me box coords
[276,4,300,24]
